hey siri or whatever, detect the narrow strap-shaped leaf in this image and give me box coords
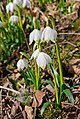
[27,68,36,85]
[63,89,74,104]
[48,64,60,87]
[41,102,52,116]
[20,69,29,82]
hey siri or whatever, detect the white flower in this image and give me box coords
[31,49,40,60]
[29,29,42,45]
[13,0,23,6]
[17,59,28,69]
[41,26,57,43]
[0,21,3,27]
[10,15,19,23]
[22,0,31,8]
[6,2,17,13]
[36,52,52,69]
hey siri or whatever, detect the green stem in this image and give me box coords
[39,0,42,5]
[18,7,22,29]
[42,0,45,4]
[49,65,59,104]
[60,0,65,7]
[38,66,40,88]
[53,74,59,104]
[8,12,10,23]
[49,16,56,30]
[55,41,63,103]
[0,37,6,52]
[0,13,4,23]
[55,41,63,85]
[34,58,38,90]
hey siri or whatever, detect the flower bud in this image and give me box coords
[17,59,28,70]
[10,15,19,23]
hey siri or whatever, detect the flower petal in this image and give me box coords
[22,0,31,8]
[29,29,42,45]
[6,2,17,13]
[31,49,40,60]
[41,26,57,43]
[10,15,19,23]
[42,52,52,63]
[13,0,23,6]
[36,53,47,69]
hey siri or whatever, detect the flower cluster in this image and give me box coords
[29,26,57,44]
[6,0,31,24]
[29,26,57,69]
[6,0,31,13]
[17,26,57,70]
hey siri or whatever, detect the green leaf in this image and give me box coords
[41,102,52,116]
[27,68,36,86]
[51,66,60,87]
[63,89,74,104]
[20,52,29,60]
[62,83,70,90]
[71,85,80,90]
[20,69,29,86]
[64,83,70,88]
[53,68,60,87]
[48,64,60,87]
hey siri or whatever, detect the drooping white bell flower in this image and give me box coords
[31,49,40,60]
[10,15,19,23]
[13,0,23,6]
[0,21,3,27]
[41,26,57,43]
[6,2,17,13]
[36,52,52,69]
[29,29,42,45]
[17,59,28,70]
[22,0,31,8]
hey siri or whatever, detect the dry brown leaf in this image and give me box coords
[3,78,9,87]
[72,65,80,75]
[3,115,8,119]
[14,101,19,109]
[41,14,48,22]
[25,106,33,119]
[32,97,38,107]
[32,90,45,107]
[46,4,56,11]
[70,59,80,65]
[11,105,17,116]
[36,90,45,107]
[69,59,80,75]
[48,11,60,17]
[22,110,27,119]
[10,72,20,81]
[77,113,80,119]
